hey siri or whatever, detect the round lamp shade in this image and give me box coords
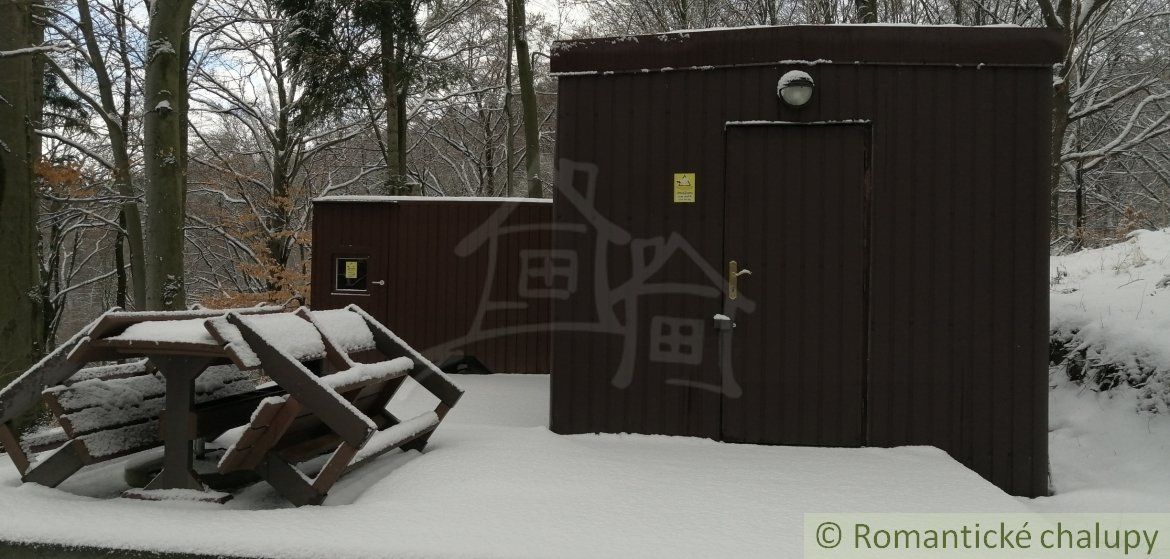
[778,70,815,107]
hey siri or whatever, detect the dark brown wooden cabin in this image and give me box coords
[548,25,1062,497]
[311,197,554,374]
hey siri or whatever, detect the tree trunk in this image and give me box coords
[143,0,195,310]
[40,199,62,349]
[511,0,542,198]
[380,30,406,194]
[1037,0,1077,243]
[396,88,410,192]
[1050,67,1072,240]
[0,0,45,400]
[115,210,128,308]
[1073,167,1085,247]
[504,0,516,197]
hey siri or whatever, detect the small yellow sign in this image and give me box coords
[344,261,358,279]
[673,173,696,203]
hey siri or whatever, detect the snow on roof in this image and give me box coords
[314,195,551,204]
[562,22,1025,45]
[724,119,873,127]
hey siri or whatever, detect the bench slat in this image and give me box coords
[46,365,254,414]
[77,421,160,460]
[217,396,295,472]
[207,314,327,370]
[44,366,255,437]
[87,306,283,340]
[65,360,151,385]
[320,357,413,394]
[308,309,377,354]
[346,412,440,472]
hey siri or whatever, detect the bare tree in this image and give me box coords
[186,0,381,304]
[1035,0,1170,245]
[40,0,148,307]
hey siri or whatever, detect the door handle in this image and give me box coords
[728,261,751,300]
[370,280,386,286]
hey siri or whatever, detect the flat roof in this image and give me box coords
[314,195,552,204]
[550,24,1064,74]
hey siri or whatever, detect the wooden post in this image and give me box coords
[143,355,211,491]
[0,421,30,474]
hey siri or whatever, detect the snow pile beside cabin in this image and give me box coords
[1049,228,1170,412]
[1037,377,1170,511]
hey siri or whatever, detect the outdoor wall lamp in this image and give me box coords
[778,70,815,107]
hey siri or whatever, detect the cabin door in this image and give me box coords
[720,123,870,447]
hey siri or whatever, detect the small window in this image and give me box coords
[335,257,368,292]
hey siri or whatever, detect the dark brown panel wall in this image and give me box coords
[312,199,553,374]
[550,26,1055,497]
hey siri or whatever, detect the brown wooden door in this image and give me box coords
[721,123,870,446]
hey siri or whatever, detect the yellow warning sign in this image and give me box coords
[344,261,358,279]
[673,173,696,203]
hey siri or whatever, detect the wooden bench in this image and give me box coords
[211,306,463,506]
[26,362,256,487]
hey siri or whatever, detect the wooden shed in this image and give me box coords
[311,197,553,374]
[547,25,1063,497]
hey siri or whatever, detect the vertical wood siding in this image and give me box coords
[312,199,553,374]
[550,59,1053,497]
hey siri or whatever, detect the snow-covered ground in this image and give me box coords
[1,374,1027,558]
[1035,379,1170,512]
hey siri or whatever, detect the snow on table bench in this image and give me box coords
[309,309,378,354]
[36,365,257,466]
[320,357,413,393]
[346,411,439,471]
[43,365,255,437]
[206,313,327,369]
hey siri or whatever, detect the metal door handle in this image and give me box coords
[370,280,386,286]
[729,260,750,300]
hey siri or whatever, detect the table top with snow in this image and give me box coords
[0,374,1036,558]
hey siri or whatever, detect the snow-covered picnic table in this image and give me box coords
[0,304,462,505]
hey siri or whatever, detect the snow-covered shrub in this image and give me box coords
[1050,229,1170,414]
